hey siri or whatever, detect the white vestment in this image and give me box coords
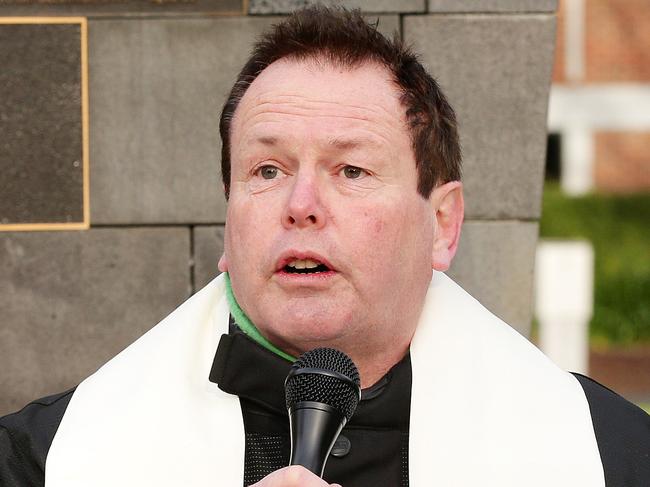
[45,272,605,486]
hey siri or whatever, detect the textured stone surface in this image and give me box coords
[448,220,538,337]
[250,0,423,14]
[428,0,556,12]
[0,0,241,16]
[193,225,224,291]
[404,15,555,219]
[0,23,83,225]
[371,14,400,38]
[89,17,280,225]
[0,228,190,415]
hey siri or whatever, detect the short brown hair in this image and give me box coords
[219,5,461,199]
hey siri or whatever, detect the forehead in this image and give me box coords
[231,58,409,146]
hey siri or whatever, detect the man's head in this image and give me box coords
[218,7,464,385]
[220,6,461,200]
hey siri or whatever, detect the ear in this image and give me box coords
[430,181,464,272]
[218,253,229,273]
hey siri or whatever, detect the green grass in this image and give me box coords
[540,183,650,345]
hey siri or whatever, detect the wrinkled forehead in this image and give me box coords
[231,57,408,136]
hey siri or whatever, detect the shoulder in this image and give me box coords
[572,373,650,486]
[0,389,75,487]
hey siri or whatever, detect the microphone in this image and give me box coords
[284,348,361,477]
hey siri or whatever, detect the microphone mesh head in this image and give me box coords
[285,348,361,422]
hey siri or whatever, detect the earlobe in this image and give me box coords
[430,181,464,272]
[218,253,229,273]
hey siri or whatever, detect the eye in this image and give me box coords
[342,165,365,179]
[257,165,279,180]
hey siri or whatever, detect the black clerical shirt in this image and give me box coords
[210,323,412,487]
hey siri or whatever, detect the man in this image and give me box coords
[1,6,648,487]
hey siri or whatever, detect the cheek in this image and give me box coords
[225,201,268,264]
[372,216,385,236]
[359,199,433,266]
[359,207,388,237]
[351,206,404,266]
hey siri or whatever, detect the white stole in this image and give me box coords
[46,272,605,486]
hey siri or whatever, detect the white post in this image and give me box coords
[561,127,594,196]
[564,0,585,83]
[535,240,594,374]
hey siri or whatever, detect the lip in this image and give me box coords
[275,250,337,273]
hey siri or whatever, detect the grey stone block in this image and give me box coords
[250,0,424,14]
[404,15,555,220]
[371,14,400,39]
[193,225,224,291]
[448,220,538,337]
[89,17,280,225]
[0,227,190,415]
[0,0,242,16]
[428,0,556,12]
[0,23,83,225]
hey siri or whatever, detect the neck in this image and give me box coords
[353,342,412,388]
[275,330,415,389]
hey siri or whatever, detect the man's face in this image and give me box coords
[220,58,435,358]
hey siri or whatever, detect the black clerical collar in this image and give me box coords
[209,319,411,430]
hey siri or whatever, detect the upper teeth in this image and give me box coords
[288,259,321,269]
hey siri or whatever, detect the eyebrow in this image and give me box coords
[252,135,376,150]
[256,136,279,146]
[327,137,365,150]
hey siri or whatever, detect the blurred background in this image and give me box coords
[539,0,649,409]
[0,0,647,415]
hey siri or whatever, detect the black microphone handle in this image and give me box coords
[289,401,347,477]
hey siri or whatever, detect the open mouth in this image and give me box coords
[283,259,331,275]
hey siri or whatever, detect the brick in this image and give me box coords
[0,23,83,225]
[552,0,566,83]
[0,0,241,16]
[89,17,278,225]
[585,0,650,82]
[193,225,224,291]
[595,131,650,192]
[448,220,539,336]
[0,228,190,415]
[428,0,556,12]
[249,0,424,14]
[404,15,555,219]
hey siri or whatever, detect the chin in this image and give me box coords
[264,308,352,352]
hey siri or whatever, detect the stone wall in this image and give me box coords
[0,0,557,415]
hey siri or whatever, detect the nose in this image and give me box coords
[282,173,326,230]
